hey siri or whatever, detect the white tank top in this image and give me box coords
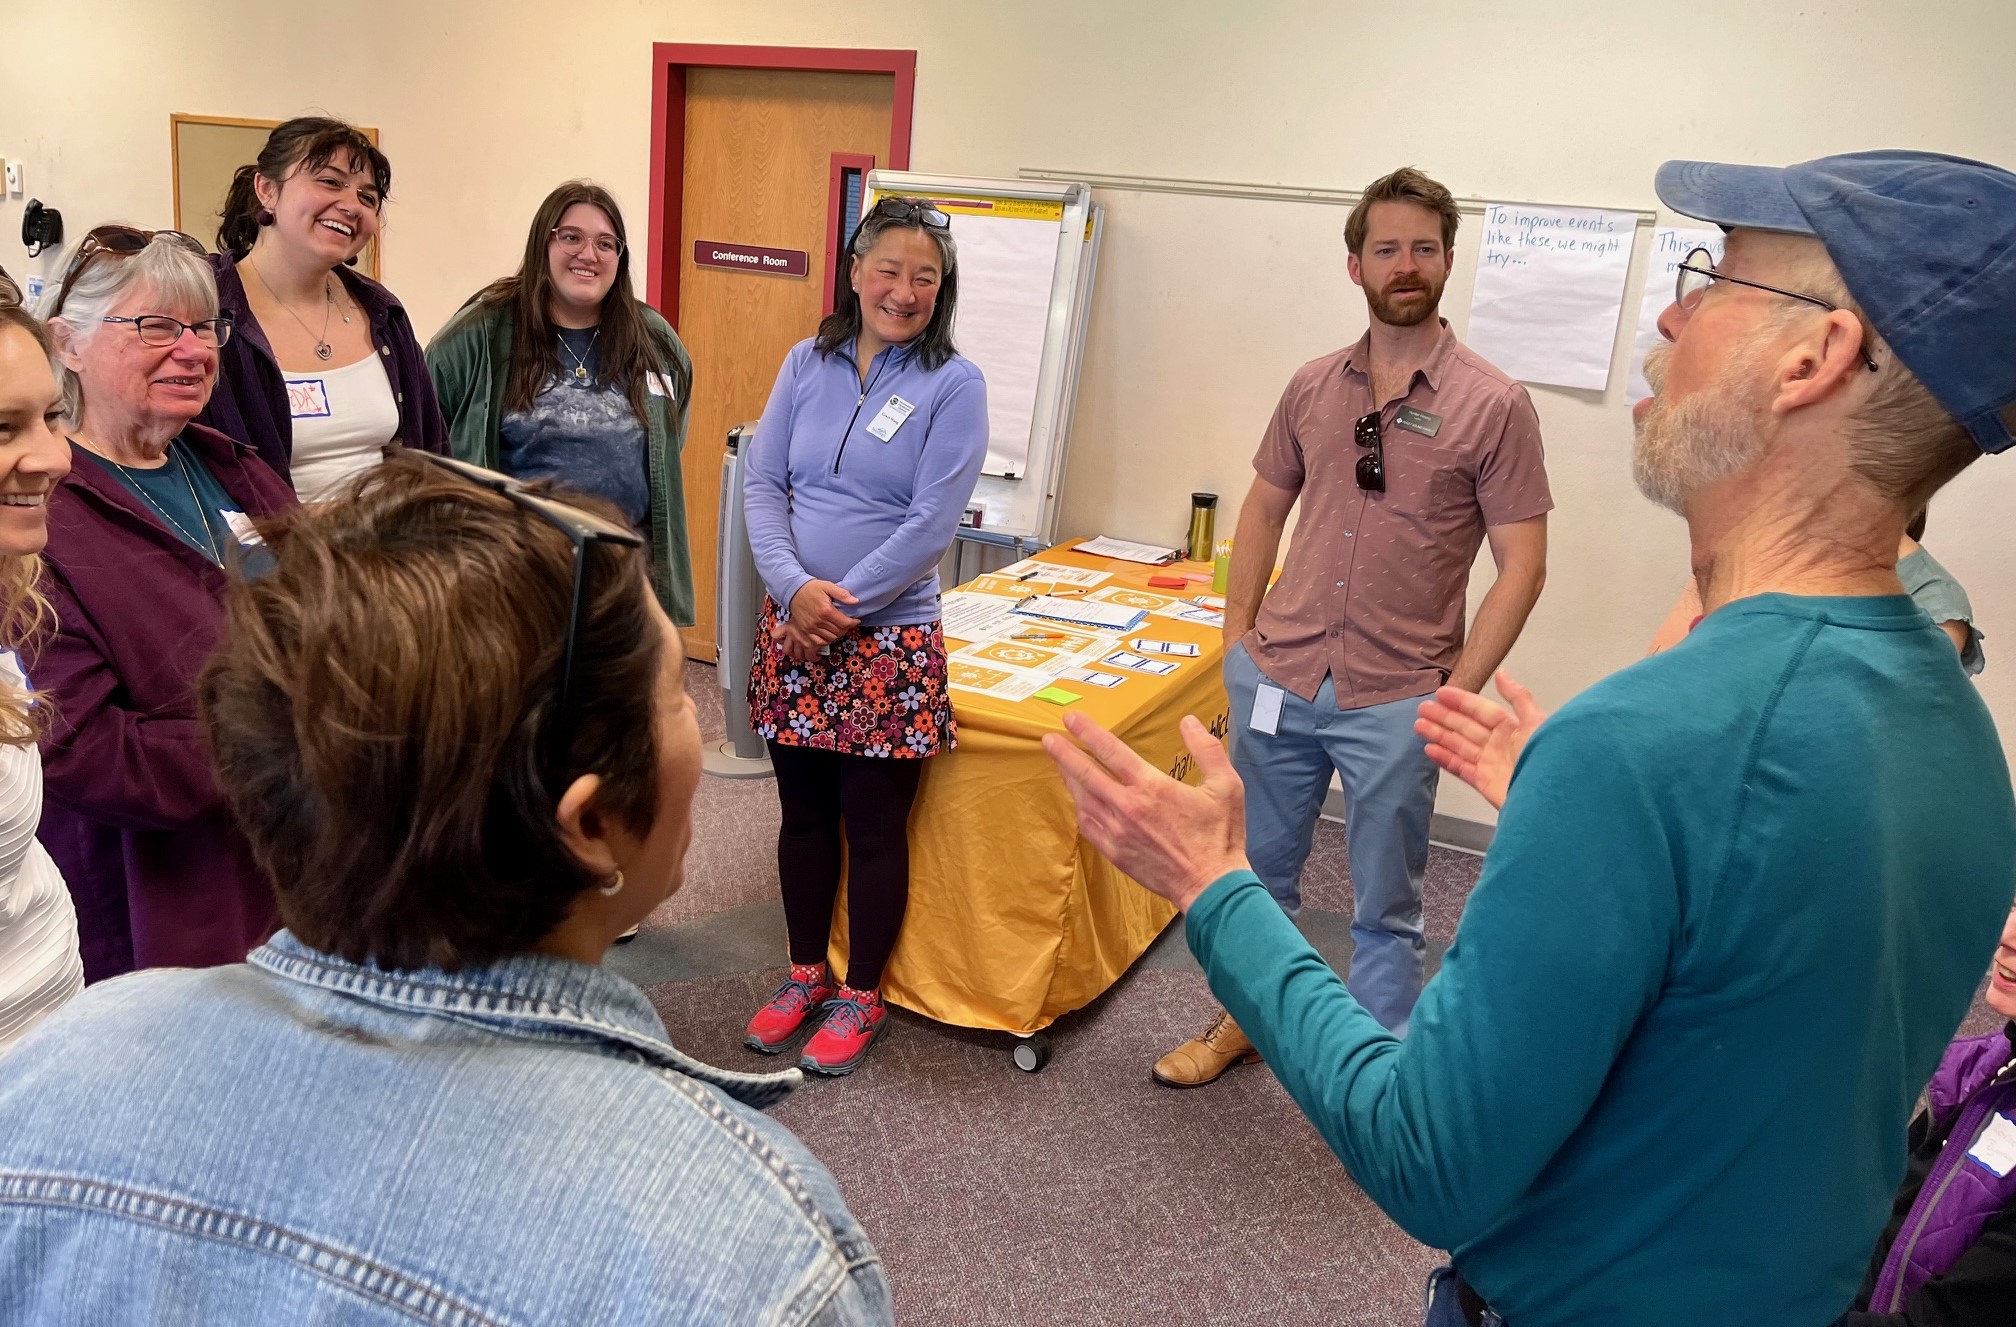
[284,353,400,503]
[0,651,81,1053]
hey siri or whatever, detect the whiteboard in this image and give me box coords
[865,172,1100,544]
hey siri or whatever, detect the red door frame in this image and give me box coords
[824,152,879,316]
[646,44,916,318]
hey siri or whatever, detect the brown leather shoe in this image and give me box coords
[1151,1010,1261,1088]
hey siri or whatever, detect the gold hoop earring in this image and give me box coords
[598,869,625,897]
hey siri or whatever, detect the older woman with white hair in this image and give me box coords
[39,226,296,980]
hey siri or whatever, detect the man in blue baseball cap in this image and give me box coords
[1044,151,2016,1327]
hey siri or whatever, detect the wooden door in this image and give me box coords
[675,68,893,661]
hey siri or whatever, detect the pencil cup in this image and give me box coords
[1212,538,1232,594]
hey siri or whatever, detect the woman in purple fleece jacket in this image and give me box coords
[39,228,296,981]
[1845,902,2016,1324]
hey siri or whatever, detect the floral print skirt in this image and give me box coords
[748,597,956,758]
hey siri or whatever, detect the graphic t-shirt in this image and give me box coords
[499,327,650,528]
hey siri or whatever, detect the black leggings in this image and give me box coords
[768,742,925,991]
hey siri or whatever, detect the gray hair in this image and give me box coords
[42,233,220,423]
[851,203,957,274]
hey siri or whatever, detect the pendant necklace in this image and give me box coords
[557,329,600,387]
[250,258,351,362]
[76,436,223,566]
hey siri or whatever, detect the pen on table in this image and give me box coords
[1014,569,1043,582]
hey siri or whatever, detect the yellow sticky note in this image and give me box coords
[1034,687,1080,706]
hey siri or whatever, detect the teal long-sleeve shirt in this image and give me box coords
[1188,593,2016,1327]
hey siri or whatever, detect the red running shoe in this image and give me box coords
[744,965,833,1053]
[798,986,888,1076]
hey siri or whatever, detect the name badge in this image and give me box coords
[865,394,917,442]
[1967,1111,2016,1178]
[645,371,675,400]
[221,510,264,548]
[1394,405,1442,438]
[1250,683,1285,735]
[286,379,331,419]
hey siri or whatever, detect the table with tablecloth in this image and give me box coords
[828,540,1230,1035]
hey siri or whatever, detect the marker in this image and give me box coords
[1015,568,1043,582]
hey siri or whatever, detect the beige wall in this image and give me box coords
[4,0,2014,824]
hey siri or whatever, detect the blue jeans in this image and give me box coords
[1225,644,1438,1035]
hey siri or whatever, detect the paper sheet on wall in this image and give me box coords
[1628,227,1724,404]
[944,210,1062,478]
[1465,204,1638,392]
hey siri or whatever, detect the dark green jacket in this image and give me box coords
[426,301,695,625]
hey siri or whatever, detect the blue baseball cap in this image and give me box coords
[1655,150,2016,455]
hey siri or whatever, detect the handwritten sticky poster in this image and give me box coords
[1465,204,1638,392]
[1627,227,1724,404]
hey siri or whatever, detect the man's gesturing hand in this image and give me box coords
[1412,669,1548,811]
[1042,711,1250,913]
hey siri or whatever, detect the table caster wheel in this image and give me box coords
[1012,1032,1052,1073]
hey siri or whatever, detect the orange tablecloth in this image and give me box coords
[830,541,1230,1034]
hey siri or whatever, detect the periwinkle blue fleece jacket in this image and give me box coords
[744,337,987,627]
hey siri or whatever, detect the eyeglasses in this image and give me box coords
[1674,247,1879,373]
[550,226,624,258]
[49,226,207,318]
[413,452,644,763]
[101,313,234,348]
[869,198,952,229]
[1354,411,1385,492]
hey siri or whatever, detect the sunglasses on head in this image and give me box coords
[869,197,952,229]
[0,266,18,309]
[1354,411,1385,493]
[49,225,208,318]
[413,452,644,765]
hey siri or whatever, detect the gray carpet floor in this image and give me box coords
[620,661,2001,1326]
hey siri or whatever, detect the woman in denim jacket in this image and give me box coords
[0,454,890,1325]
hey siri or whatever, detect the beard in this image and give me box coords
[1366,271,1445,327]
[1631,339,1776,515]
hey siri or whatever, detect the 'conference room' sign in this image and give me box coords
[692,241,810,277]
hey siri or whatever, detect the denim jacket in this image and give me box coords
[0,931,892,1325]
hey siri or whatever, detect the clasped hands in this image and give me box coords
[1042,669,1549,910]
[773,580,860,663]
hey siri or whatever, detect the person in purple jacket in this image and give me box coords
[740,197,988,1076]
[1846,902,2016,1325]
[198,117,448,500]
[39,227,297,980]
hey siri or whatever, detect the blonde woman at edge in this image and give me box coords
[0,276,82,1053]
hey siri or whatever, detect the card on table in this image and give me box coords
[1103,650,1179,677]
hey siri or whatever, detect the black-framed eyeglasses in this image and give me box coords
[49,225,207,318]
[1674,247,1879,373]
[549,226,624,258]
[414,452,645,762]
[1354,410,1385,492]
[869,197,952,229]
[102,313,234,348]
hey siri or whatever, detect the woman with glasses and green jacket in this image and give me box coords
[427,180,695,625]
